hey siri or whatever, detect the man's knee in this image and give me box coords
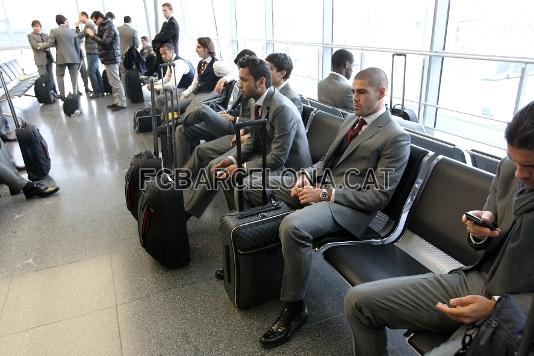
[279,212,307,246]
[344,285,377,320]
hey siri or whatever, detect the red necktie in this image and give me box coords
[345,117,367,144]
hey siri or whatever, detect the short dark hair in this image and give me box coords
[237,56,272,89]
[331,49,354,70]
[141,36,149,41]
[161,42,175,52]
[265,53,293,80]
[55,14,67,26]
[234,49,256,64]
[355,67,389,91]
[80,12,88,18]
[505,101,534,150]
[31,20,41,27]
[90,11,104,21]
[162,2,173,11]
[124,16,131,23]
[197,37,216,57]
[105,12,115,20]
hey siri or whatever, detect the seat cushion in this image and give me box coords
[323,244,430,286]
[405,330,452,355]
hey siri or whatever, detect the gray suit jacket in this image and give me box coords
[28,32,53,65]
[317,72,354,111]
[40,26,81,65]
[304,111,410,235]
[227,87,312,172]
[118,24,139,57]
[279,82,303,114]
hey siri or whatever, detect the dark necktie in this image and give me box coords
[254,105,261,120]
[344,117,367,145]
[199,60,207,75]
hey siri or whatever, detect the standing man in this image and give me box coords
[76,11,105,98]
[37,15,81,100]
[117,16,140,77]
[318,49,355,111]
[253,67,410,348]
[27,20,56,93]
[152,2,179,67]
[265,53,303,114]
[86,11,127,112]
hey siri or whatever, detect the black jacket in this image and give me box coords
[152,16,179,51]
[93,19,121,64]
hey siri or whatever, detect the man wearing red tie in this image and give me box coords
[246,67,411,348]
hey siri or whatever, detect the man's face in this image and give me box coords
[159,47,173,63]
[267,61,285,87]
[92,17,102,26]
[195,43,208,59]
[345,61,354,80]
[79,14,87,24]
[352,79,384,117]
[162,6,172,19]
[141,38,148,47]
[32,24,41,33]
[508,145,534,189]
[238,67,263,100]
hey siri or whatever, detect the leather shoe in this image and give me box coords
[15,165,26,172]
[215,268,224,280]
[107,103,118,109]
[110,105,127,112]
[85,88,93,94]
[89,93,103,99]
[260,306,308,348]
[0,132,17,142]
[23,182,60,199]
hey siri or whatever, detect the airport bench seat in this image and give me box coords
[0,60,38,102]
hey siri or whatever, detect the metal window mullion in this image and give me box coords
[228,0,239,56]
[265,0,274,54]
[513,63,529,115]
[321,0,333,79]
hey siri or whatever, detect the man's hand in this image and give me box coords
[85,28,95,37]
[214,78,226,94]
[145,83,153,91]
[436,295,496,324]
[290,174,311,198]
[211,158,233,174]
[296,185,323,205]
[230,130,249,146]
[462,210,500,238]
[219,112,236,122]
[211,159,238,180]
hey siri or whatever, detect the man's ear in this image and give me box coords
[378,87,386,100]
[257,77,266,89]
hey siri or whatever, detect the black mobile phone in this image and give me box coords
[464,212,497,230]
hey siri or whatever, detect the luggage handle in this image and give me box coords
[160,62,180,171]
[0,71,21,129]
[149,76,159,157]
[390,53,407,114]
[234,118,268,211]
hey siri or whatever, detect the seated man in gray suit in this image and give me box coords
[182,56,312,223]
[265,53,303,114]
[317,48,354,111]
[344,101,534,356]
[250,67,410,348]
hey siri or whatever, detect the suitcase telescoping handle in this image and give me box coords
[234,119,268,211]
[160,62,179,170]
[149,76,159,157]
[390,53,407,114]
[0,71,21,129]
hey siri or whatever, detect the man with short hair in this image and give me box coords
[28,19,57,94]
[152,2,179,67]
[254,67,410,348]
[118,16,140,77]
[318,48,354,111]
[344,101,534,355]
[37,15,81,99]
[265,53,303,114]
[86,11,127,111]
[140,36,153,59]
[76,12,105,98]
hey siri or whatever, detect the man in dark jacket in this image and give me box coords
[152,2,179,68]
[86,11,127,111]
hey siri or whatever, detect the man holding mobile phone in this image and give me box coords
[344,101,534,355]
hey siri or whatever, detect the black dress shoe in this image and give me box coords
[23,182,60,199]
[0,132,17,142]
[110,105,127,112]
[260,306,308,348]
[215,268,224,280]
[106,103,118,109]
[85,88,93,94]
[15,165,26,172]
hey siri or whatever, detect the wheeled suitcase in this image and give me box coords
[124,68,144,103]
[102,69,112,95]
[137,63,190,268]
[125,78,162,219]
[34,76,56,104]
[0,71,51,181]
[134,106,161,133]
[63,62,82,116]
[390,53,418,122]
[220,119,292,309]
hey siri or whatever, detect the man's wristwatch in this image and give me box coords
[320,188,330,201]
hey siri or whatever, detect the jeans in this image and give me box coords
[86,53,104,94]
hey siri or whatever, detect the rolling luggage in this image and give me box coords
[125,77,162,219]
[133,106,161,133]
[220,119,292,309]
[0,71,51,181]
[137,63,190,268]
[34,76,56,104]
[63,62,82,116]
[390,53,418,122]
[102,69,112,95]
[124,68,144,103]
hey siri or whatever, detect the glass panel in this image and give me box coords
[518,64,534,111]
[272,0,322,43]
[446,0,534,58]
[235,0,265,42]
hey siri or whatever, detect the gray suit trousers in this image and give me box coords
[0,143,27,190]
[55,63,79,97]
[184,135,233,177]
[344,271,486,356]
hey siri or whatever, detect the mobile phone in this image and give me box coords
[464,212,497,230]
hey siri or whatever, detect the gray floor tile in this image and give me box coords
[0,256,115,336]
[0,307,121,356]
[0,277,11,317]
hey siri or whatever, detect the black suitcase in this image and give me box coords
[390,53,418,122]
[220,119,292,309]
[125,78,162,219]
[134,107,161,133]
[124,68,144,103]
[0,71,51,181]
[137,63,190,267]
[102,69,112,95]
[63,62,82,116]
[34,76,56,104]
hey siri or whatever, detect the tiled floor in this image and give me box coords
[0,93,416,355]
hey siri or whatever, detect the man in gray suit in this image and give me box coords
[27,20,56,93]
[38,15,81,99]
[117,16,140,77]
[344,101,534,356]
[317,49,354,111]
[253,67,410,348]
[265,53,303,114]
[182,56,312,221]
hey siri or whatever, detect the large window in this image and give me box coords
[272,0,322,43]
